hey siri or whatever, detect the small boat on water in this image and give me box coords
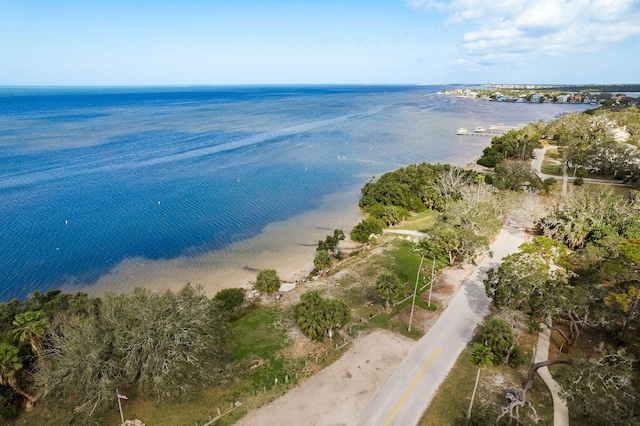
[456,127,470,135]
[473,126,486,133]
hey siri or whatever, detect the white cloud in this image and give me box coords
[404,0,448,11]
[409,0,640,69]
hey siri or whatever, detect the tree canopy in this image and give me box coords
[255,269,282,295]
[295,290,350,341]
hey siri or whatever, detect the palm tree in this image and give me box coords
[12,310,49,362]
[468,343,493,419]
[376,272,401,312]
[296,290,326,341]
[0,343,35,403]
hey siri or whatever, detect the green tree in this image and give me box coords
[439,200,501,240]
[493,160,543,191]
[38,284,231,423]
[317,229,345,255]
[296,291,325,341]
[12,310,48,359]
[478,317,516,365]
[376,272,401,312]
[557,345,638,425]
[314,250,332,273]
[542,177,557,194]
[295,290,350,341]
[322,299,350,341]
[0,343,35,404]
[37,314,117,424]
[368,204,409,226]
[350,217,385,243]
[255,269,281,295]
[485,251,553,317]
[101,285,230,401]
[601,239,640,338]
[212,288,245,313]
[468,343,493,419]
[537,186,640,249]
[428,225,489,266]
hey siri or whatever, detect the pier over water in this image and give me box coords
[456,124,523,136]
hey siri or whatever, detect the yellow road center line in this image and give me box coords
[383,347,442,426]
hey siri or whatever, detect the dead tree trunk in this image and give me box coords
[548,311,581,353]
[498,358,571,424]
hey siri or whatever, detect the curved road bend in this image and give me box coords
[357,225,528,426]
[533,146,626,191]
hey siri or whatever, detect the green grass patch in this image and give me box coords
[231,306,290,388]
[389,239,421,283]
[546,147,561,159]
[420,343,554,425]
[394,211,437,232]
[541,164,563,176]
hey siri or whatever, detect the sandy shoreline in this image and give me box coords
[62,186,364,298]
[60,155,484,299]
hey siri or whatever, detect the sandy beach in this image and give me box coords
[62,187,364,298]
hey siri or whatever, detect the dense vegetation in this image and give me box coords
[484,187,640,424]
[477,107,640,186]
[0,286,234,424]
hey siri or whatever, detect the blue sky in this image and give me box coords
[1,0,639,85]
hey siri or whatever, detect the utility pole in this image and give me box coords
[427,257,436,307]
[408,256,424,332]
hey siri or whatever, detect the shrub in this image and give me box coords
[213,288,245,313]
[350,217,385,243]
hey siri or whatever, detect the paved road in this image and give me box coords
[533,146,626,190]
[357,226,528,426]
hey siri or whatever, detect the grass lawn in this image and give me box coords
[420,336,554,425]
[393,211,436,232]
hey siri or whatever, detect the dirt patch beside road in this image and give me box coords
[236,330,415,426]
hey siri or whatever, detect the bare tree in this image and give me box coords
[497,349,571,424]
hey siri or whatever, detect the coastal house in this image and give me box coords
[530,93,543,103]
[556,94,571,103]
[572,94,583,103]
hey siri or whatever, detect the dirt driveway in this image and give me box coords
[236,330,415,426]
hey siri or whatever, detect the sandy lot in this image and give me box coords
[236,330,415,426]
[236,258,475,426]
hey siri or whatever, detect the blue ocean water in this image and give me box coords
[0,86,589,301]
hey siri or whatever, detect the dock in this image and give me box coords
[456,124,523,136]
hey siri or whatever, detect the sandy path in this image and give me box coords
[236,330,415,426]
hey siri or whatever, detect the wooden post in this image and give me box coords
[116,389,125,426]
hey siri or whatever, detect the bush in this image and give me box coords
[350,217,385,243]
[478,317,516,365]
[295,290,350,341]
[255,269,281,294]
[213,288,245,313]
[314,250,332,271]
